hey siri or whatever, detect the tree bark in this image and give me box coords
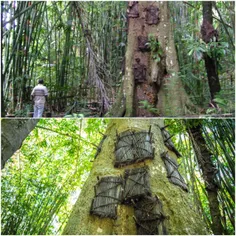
[201,1,221,100]
[63,119,208,235]
[187,121,224,235]
[1,118,38,169]
[109,1,197,117]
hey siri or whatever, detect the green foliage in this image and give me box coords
[1,119,234,235]
[1,118,108,235]
[207,41,229,59]
[186,37,206,61]
[2,1,127,116]
[206,91,235,114]
[139,100,159,114]
[147,34,163,63]
[165,119,235,235]
[2,1,234,116]
[14,103,33,117]
[186,36,230,61]
[170,1,235,113]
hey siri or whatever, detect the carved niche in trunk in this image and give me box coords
[145,6,160,25]
[133,58,147,83]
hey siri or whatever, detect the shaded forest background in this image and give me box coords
[1,1,235,117]
[1,118,235,235]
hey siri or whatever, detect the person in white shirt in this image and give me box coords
[31,79,48,118]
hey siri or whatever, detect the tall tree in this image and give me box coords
[63,119,208,234]
[187,120,224,235]
[58,3,73,110]
[1,119,38,169]
[201,1,221,101]
[109,1,197,117]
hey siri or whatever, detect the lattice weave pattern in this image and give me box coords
[90,176,123,219]
[115,130,154,167]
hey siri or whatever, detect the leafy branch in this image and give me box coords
[139,100,159,114]
[147,34,163,63]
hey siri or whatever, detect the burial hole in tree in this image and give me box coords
[201,19,219,43]
[115,130,154,167]
[161,127,182,157]
[161,151,188,192]
[90,176,123,219]
[133,58,147,83]
[145,6,160,25]
[127,1,139,18]
[134,195,167,235]
[138,36,151,52]
[123,167,151,204]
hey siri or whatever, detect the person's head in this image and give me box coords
[38,79,44,84]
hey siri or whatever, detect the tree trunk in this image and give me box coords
[63,119,208,235]
[187,121,224,235]
[201,1,221,101]
[109,1,197,117]
[1,119,38,169]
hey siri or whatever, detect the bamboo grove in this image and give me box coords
[1,119,235,235]
[1,119,108,235]
[167,119,235,235]
[2,1,127,116]
[1,1,235,117]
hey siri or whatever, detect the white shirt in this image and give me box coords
[31,84,48,105]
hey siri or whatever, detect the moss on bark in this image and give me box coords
[63,119,208,235]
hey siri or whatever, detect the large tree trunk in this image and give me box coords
[63,119,208,235]
[187,121,224,235]
[109,1,197,117]
[201,2,221,100]
[1,119,38,169]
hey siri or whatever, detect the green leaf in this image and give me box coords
[188,49,194,56]
[213,98,227,106]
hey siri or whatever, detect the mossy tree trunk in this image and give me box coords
[63,119,208,235]
[1,119,38,169]
[109,2,196,117]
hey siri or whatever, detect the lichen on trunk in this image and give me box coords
[62,119,208,235]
